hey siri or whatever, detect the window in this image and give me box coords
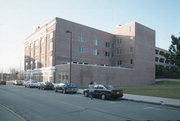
[41,58,44,67]
[49,42,53,51]
[155,57,159,62]
[93,40,99,46]
[155,50,159,54]
[105,51,110,57]
[117,60,122,66]
[130,59,133,65]
[130,47,134,53]
[78,47,85,53]
[35,40,39,46]
[159,51,164,56]
[105,42,111,48]
[50,32,53,39]
[49,56,53,66]
[116,38,122,44]
[165,59,169,64]
[93,49,99,55]
[31,44,33,48]
[35,48,39,55]
[116,49,122,55]
[78,35,86,42]
[159,58,164,63]
[111,43,114,48]
[111,52,114,58]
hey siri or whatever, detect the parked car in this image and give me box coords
[83,84,123,100]
[0,80,6,85]
[13,80,23,86]
[38,82,54,90]
[24,80,39,88]
[54,83,78,94]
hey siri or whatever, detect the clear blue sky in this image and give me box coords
[0,0,180,71]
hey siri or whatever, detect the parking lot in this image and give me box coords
[0,85,180,121]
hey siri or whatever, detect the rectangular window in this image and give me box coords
[155,57,158,62]
[50,32,53,39]
[93,40,99,46]
[49,56,53,66]
[41,58,44,67]
[130,59,133,65]
[159,51,164,56]
[35,48,39,55]
[105,51,110,57]
[49,42,53,51]
[116,38,122,44]
[155,50,159,54]
[130,47,134,53]
[93,49,99,55]
[111,43,114,48]
[31,44,33,48]
[78,35,86,42]
[105,42,111,48]
[78,47,85,53]
[111,52,114,58]
[116,49,122,55]
[35,40,39,46]
[159,58,164,63]
[117,60,122,66]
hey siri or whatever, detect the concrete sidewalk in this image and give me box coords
[78,89,180,108]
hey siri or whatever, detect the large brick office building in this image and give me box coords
[24,17,155,87]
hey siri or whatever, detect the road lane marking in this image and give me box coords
[0,104,26,121]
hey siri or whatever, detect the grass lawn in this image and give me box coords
[119,81,180,99]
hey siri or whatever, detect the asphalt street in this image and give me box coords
[0,85,180,121]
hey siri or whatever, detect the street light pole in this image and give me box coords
[66,30,72,84]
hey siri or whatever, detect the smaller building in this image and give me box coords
[155,47,173,68]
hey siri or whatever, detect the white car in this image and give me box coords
[24,80,39,88]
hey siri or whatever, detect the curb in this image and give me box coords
[122,98,180,108]
[78,89,180,108]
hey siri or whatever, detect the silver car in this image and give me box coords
[24,80,39,88]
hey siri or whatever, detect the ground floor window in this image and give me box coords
[58,72,69,83]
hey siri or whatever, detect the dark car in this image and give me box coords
[54,83,78,94]
[13,80,23,86]
[38,82,54,90]
[0,80,6,85]
[83,84,123,100]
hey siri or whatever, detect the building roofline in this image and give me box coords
[55,17,114,35]
[25,17,57,40]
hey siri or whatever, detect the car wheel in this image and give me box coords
[55,88,58,92]
[101,94,106,100]
[63,89,66,94]
[84,92,89,97]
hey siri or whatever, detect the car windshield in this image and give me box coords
[32,81,38,83]
[66,83,76,88]
[104,85,116,90]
